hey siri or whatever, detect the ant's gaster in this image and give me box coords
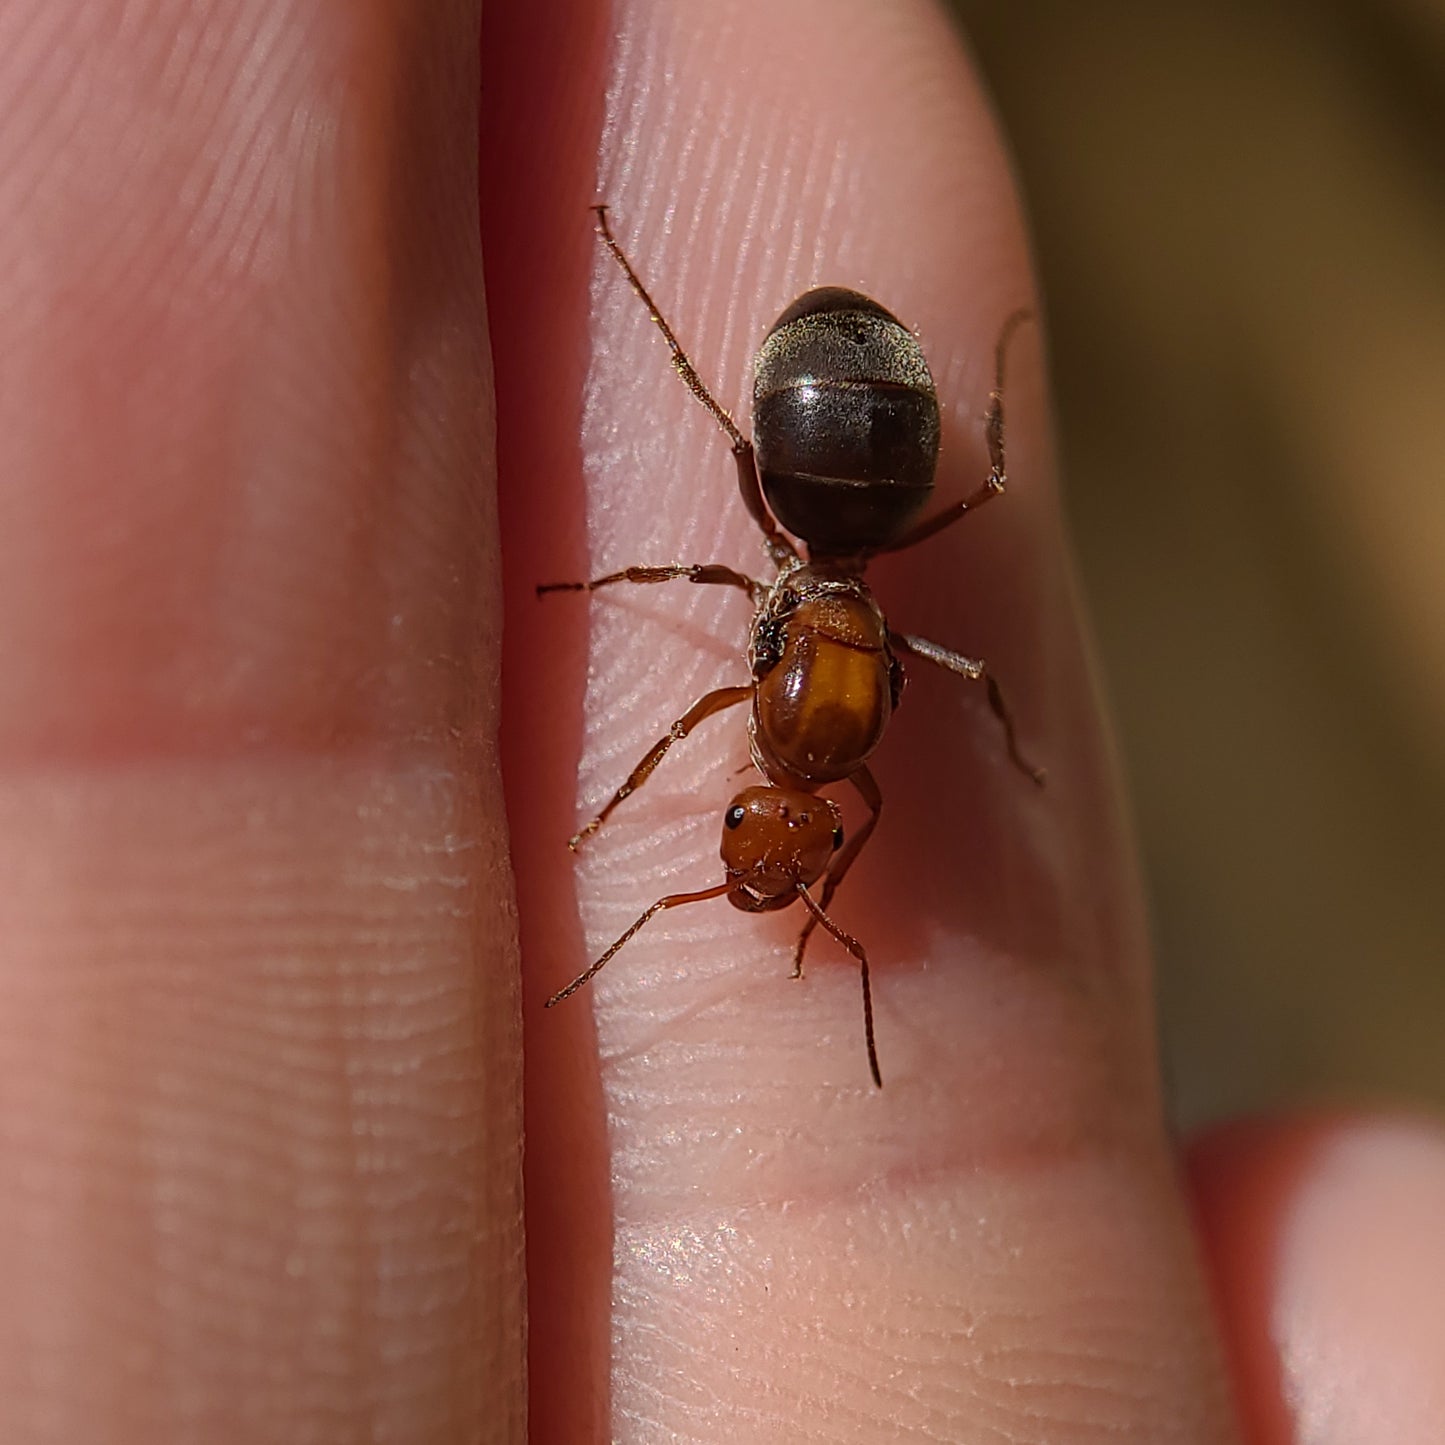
[540,206,1044,1089]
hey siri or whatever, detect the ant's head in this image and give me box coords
[719,785,843,912]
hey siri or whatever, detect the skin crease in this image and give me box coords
[0,2,1440,1444]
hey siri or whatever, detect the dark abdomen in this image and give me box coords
[753,287,940,556]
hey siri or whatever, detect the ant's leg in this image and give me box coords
[545,882,732,1007]
[867,308,1032,557]
[731,442,798,570]
[792,765,881,979]
[568,684,753,851]
[893,633,1045,786]
[538,563,763,603]
[593,206,798,567]
[796,885,882,1089]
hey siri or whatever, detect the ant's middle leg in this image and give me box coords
[893,633,1046,786]
[792,765,882,978]
[592,205,798,568]
[568,683,753,852]
[867,308,1033,557]
[538,564,763,603]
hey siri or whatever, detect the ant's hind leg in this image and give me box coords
[866,308,1033,557]
[568,683,753,852]
[982,308,1033,486]
[893,633,1045,785]
[792,766,881,978]
[731,442,798,569]
[592,206,798,567]
[538,563,763,603]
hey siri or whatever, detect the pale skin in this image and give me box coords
[0,2,1442,1443]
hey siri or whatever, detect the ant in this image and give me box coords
[541,206,1043,1089]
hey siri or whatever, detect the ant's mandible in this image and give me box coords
[541,206,1044,1089]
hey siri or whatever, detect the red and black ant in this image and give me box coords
[541,207,1043,1089]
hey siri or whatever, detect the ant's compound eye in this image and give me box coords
[832,826,845,851]
[725,804,747,830]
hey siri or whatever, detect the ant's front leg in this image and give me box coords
[568,684,754,851]
[893,633,1046,786]
[545,880,732,1007]
[795,884,882,1089]
[792,766,882,978]
[538,563,764,603]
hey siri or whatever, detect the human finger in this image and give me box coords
[1190,1113,1445,1445]
[0,4,522,1440]
[487,0,1239,1439]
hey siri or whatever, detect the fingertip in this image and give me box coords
[1189,1111,1445,1445]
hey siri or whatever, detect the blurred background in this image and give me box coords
[951,1,1445,1127]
